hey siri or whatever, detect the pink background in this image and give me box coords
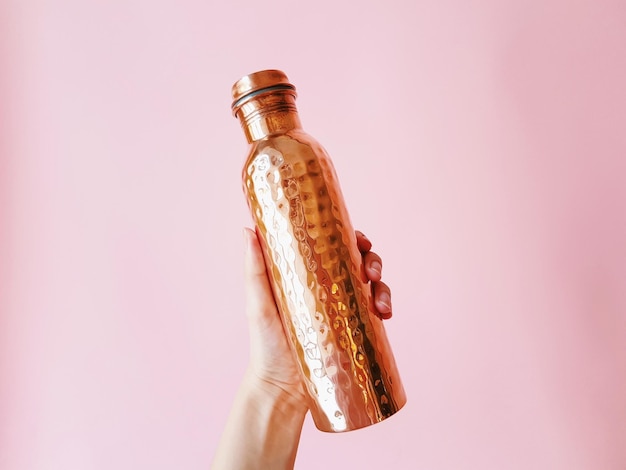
[2,0,626,469]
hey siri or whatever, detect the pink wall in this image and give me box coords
[2,0,625,468]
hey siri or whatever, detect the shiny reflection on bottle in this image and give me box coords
[233,70,406,432]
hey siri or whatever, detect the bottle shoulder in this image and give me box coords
[243,130,328,169]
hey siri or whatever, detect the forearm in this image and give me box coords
[211,370,308,470]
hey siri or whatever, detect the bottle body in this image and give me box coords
[242,129,406,432]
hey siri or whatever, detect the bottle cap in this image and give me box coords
[231,69,296,115]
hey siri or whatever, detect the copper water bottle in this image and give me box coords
[231,70,406,432]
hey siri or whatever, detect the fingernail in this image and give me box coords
[378,291,391,310]
[370,260,382,276]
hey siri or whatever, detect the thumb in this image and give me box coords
[243,227,278,321]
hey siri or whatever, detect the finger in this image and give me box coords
[372,281,392,319]
[363,251,382,282]
[356,230,372,253]
[243,227,278,321]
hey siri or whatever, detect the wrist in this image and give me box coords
[211,369,308,469]
[242,369,310,415]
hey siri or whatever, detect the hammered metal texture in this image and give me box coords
[243,131,407,432]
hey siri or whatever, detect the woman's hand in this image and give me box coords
[242,228,393,406]
[212,229,394,469]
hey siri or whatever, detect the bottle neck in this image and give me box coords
[235,91,302,143]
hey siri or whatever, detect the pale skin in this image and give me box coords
[211,228,393,470]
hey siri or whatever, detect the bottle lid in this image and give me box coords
[231,69,296,115]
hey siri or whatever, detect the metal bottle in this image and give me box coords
[231,70,406,432]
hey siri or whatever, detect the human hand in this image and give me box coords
[242,228,393,408]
